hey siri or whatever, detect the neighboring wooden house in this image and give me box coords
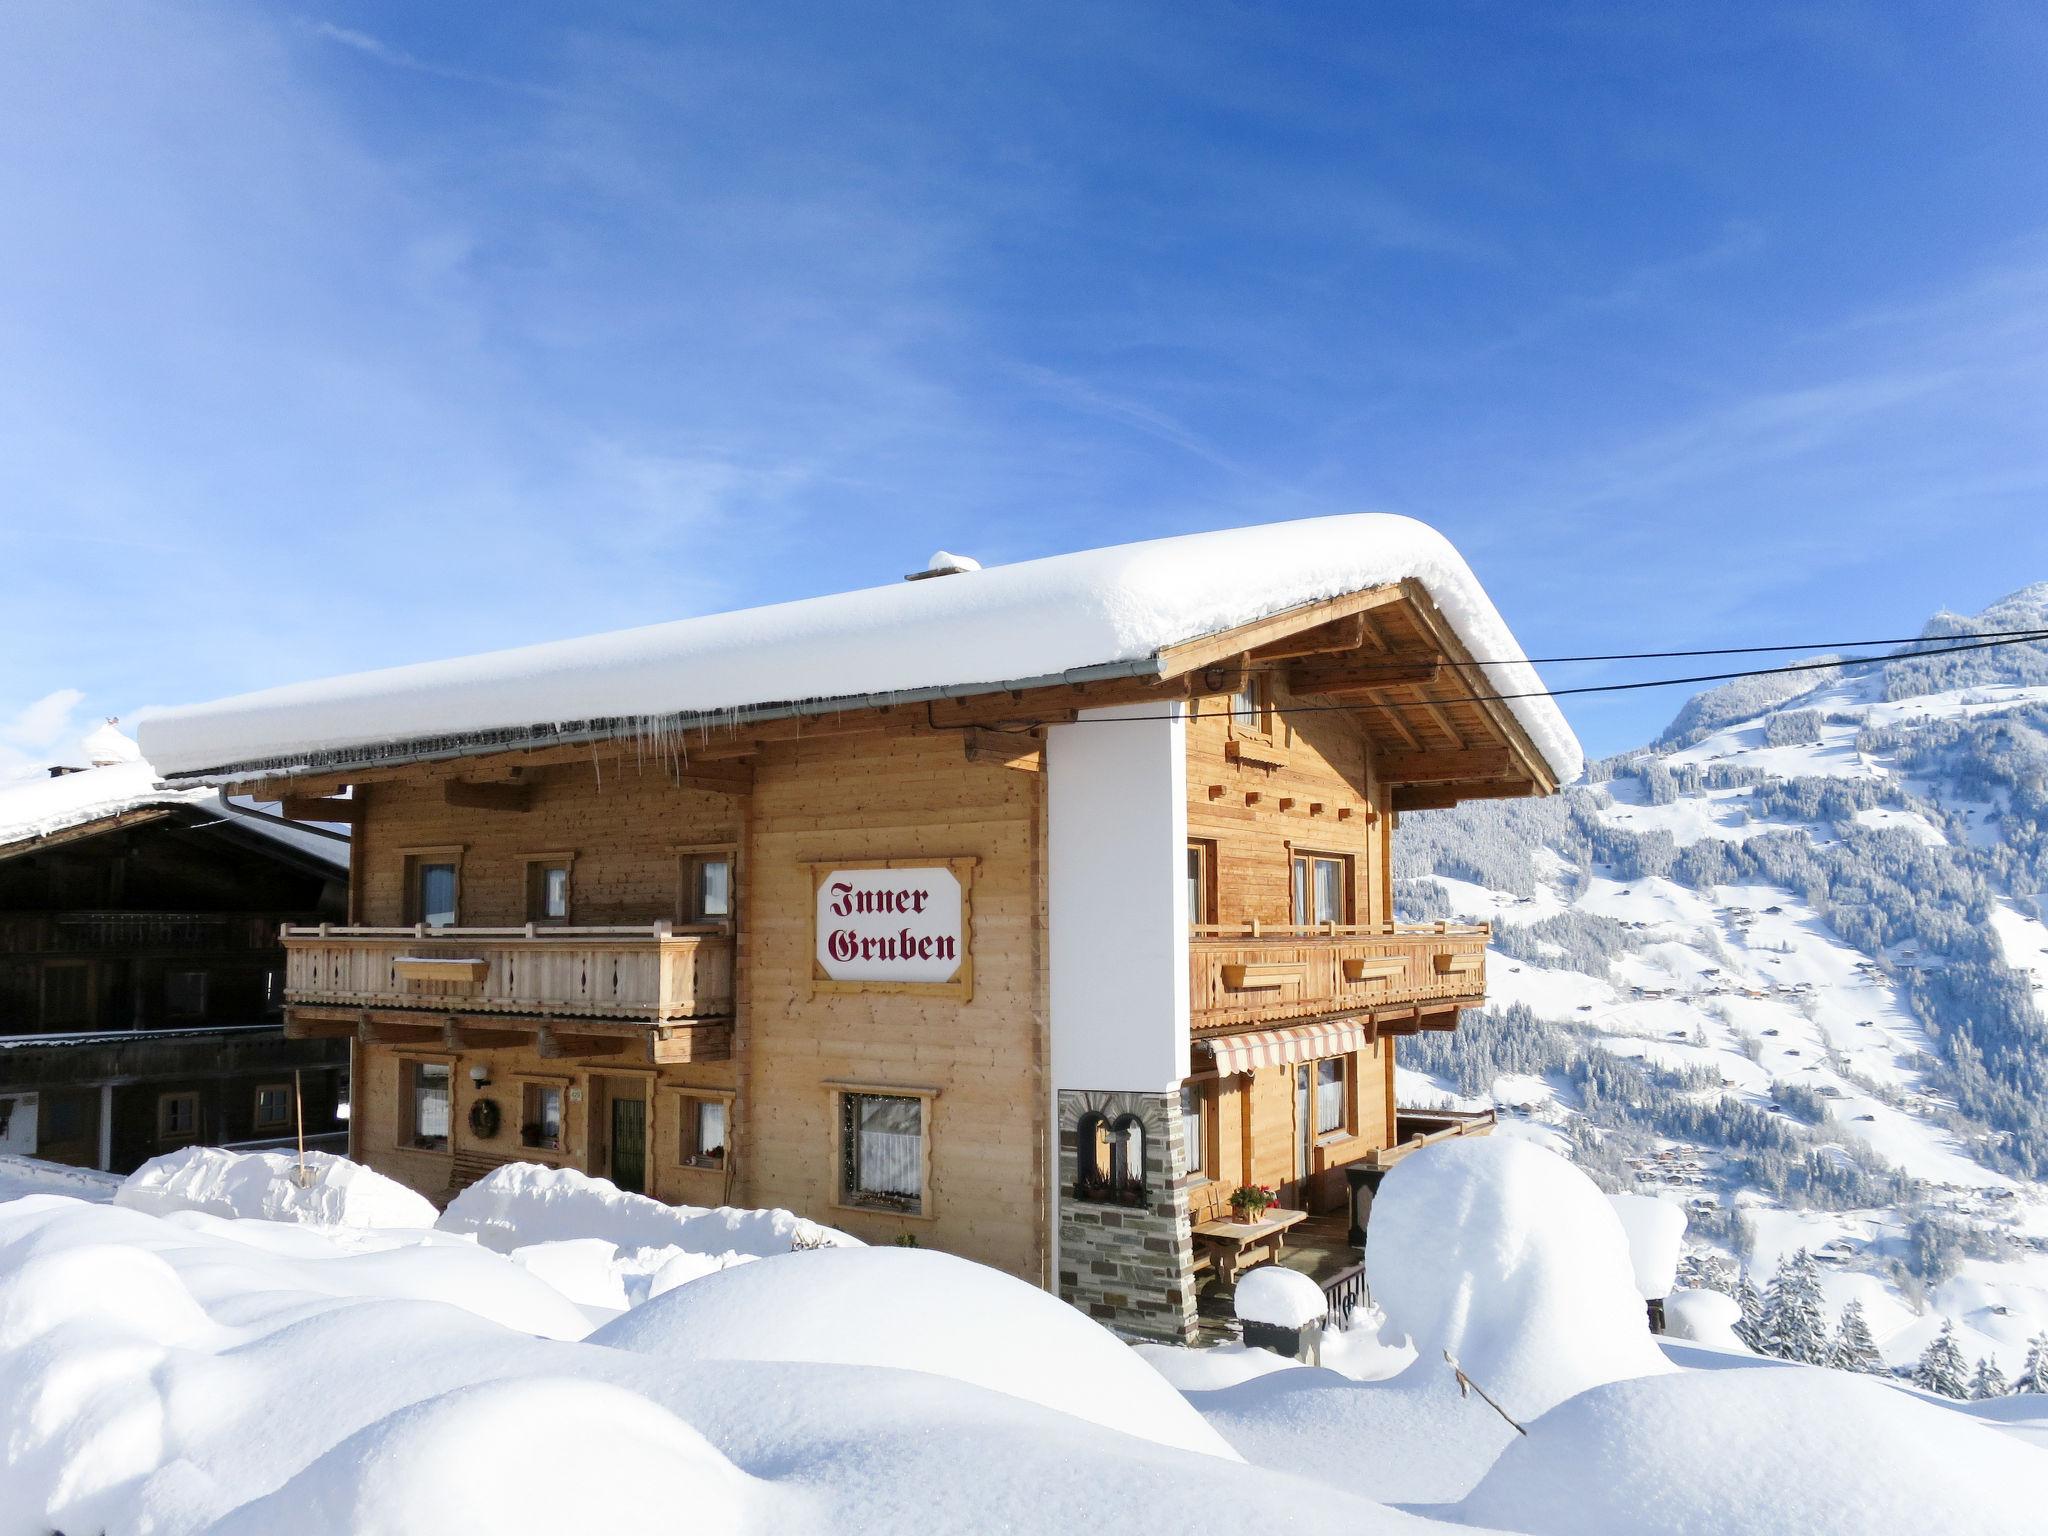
[0,738,350,1173]
[141,515,1580,1340]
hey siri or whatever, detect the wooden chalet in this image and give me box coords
[0,744,350,1173]
[140,515,1580,1340]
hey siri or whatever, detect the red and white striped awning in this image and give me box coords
[1203,1018,1371,1076]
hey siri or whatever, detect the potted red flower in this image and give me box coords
[1229,1183,1276,1222]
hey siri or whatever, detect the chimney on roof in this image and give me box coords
[47,765,84,778]
[904,550,982,582]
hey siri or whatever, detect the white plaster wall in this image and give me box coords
[1046,701,1189,1094]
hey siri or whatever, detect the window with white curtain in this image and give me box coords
[840,1091,924,1214]
[1180,1082,1206,1177]
[1315,1057,1346,1136]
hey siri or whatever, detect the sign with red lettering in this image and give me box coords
[809,858,974,997]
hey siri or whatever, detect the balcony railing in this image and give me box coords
[0,911,282,955]
[1189,921,1489,1031]
[280,922,733,1023]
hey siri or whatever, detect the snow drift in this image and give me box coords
[437,1161,852,1256]
[591,1246,1239,1460]
[1366,1137,1671,1417]
[118,1147,438,1230]
[1456,1364,2048,1535]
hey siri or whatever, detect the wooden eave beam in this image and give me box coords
[1284,656,1444,696]
[1392,780,1540,813]
[1247,613,1369,662]
[1393,579,1559,795]
[1375,747,1514,785]
[961,728,1044,772]
[1153,584,1406,679]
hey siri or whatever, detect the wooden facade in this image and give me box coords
[228,572,1561,1339]
[0,799,350,1173]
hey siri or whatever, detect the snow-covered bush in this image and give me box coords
[437,1161,853,1257]
[117,1147,436,1229]
[1366,1137,1670,1418]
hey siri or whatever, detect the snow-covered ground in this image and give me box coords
[1,1141,2039,1533]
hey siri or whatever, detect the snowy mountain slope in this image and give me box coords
[1395,588,2048,1385]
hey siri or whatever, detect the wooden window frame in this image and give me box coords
[397,1055,456,1152]
[670,1089,733,1172]
[516,1076,569,1154]
[1290,849,1355,926]
[1179,1079,1215,1182]
[400,846,465,928]
[156,1089,200,1143]
[1228,671,1274,742]
[826,1081,937,1222]
[1186,839,1217,927]
[252,1082,291,1132]
[1313,1056,1349,1140]
[675,843,739,929]
[520,851,576,926]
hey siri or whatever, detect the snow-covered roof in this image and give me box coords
[140,514,1584,785]
[0,757,346,869]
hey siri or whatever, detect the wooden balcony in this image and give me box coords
[1189,921,1489,1032]
[280,922,733,1062]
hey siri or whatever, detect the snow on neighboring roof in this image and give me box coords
[0,756,346,869]
[139,514,1585,784]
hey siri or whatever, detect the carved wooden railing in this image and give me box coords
[1189,921,1489,1031]
[0,911,283,955]
[280,923,733,1022]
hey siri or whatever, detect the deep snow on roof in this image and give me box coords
[0,757,346,868]
[140,514,1584,784]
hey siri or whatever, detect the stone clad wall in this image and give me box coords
[1055,1089,1195,1343]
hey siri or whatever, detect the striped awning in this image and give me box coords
[1203,1018,1370,1076]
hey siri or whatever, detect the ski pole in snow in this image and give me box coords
[1444,1350,1526,1435]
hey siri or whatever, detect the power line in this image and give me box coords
[1032,626,2048,729]
[1333,625,2048,671]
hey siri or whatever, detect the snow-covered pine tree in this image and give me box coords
[1760,1249,1830,1364]
[1970,1356,2009,1399]
[1828,1299,1887,1376]
[1913,1321,1970,1399]
[1734,1268,1765,1352]
[2017,1333,2048,1396]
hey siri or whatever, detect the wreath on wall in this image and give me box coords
[468,1097,502,1140]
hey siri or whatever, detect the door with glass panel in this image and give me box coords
[600,1083,648,1194]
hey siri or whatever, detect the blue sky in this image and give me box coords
[3,2,2047,776]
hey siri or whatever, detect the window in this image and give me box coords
[1314,1058,1347,1136]
[165,969,208,1020]
[41,962,91,1029]
[521,859,572,923]
[1075,1109,1148,1207]
[157,1090,200,1143]
[679,1095,728,1169]
[254,1083,291,1131]
[1230,673,1268,735]
[1291,852,1349,927]
[839,1091,924,1214]
[406,1061,452,1148]
[1180,1082,1207,1178]
[403,852,462,927]
[679,848,735,925]
[521,1082,564,1151]
[1186,840,1215,926]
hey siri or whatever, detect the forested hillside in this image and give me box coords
[1395,584,2048,1382]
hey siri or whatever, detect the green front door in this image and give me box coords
[609,1094,647,1194]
